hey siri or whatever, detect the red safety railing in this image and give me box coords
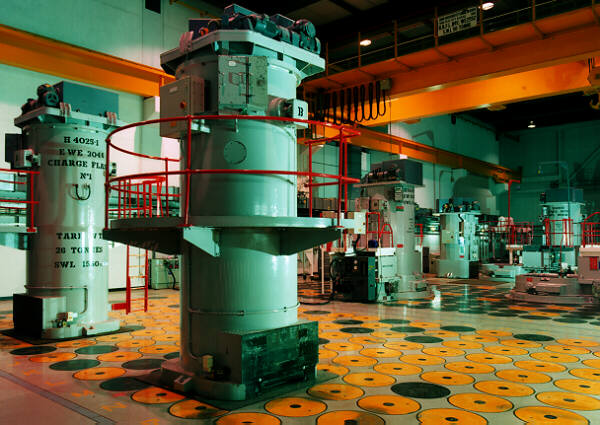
[483,219,534,246]
[582,212,600,247]
[104,115,360,229]
[415,223,424,248]
[0,168,40,232]
[112,246,149,314]
[543,218,574,248]
[110,177,170,218]
[361,211,394,249]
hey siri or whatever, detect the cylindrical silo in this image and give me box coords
[12,82,121,339]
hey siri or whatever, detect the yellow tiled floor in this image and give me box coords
[1,281,600,424]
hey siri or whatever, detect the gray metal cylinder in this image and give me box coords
[179,61,300,371]
[14,118,119,338]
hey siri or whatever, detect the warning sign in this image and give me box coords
[438,7,478,36]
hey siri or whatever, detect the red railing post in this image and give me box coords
[184,116,193,226]
[343,134,348,213]
[104,136,111,229]
[27,172,36,232]
[125,245,131,314]
[308,136,313,218]
[144,249,149,312]
[164,158,169,216]
[337,129,343,226]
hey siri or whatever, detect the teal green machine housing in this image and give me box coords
[103,5,352,401]
[7,82,121,339]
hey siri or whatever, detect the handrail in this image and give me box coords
[482,220,534,246]
[104,115,360,229]
[0,168,40,232]
[320,0,594,77]
[582,211,600,246]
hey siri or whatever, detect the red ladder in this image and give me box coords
[112,246,149,313]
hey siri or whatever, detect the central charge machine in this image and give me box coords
[6,82,121,339]
[104,4,352,401]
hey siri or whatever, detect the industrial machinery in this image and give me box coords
[103,4,356,401]
[330,159,430,302]
[149,256,180,289]
[479,217,532,283]
[509,210,598,305]
[435,198,481,278]
[415,208,440,274]
[520,188,584,272]
[5,82,121,338]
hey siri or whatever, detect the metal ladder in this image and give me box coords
[112,246,149,313]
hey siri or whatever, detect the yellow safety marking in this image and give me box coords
[333,355,377,367]
[531,352,579,363]
[316,364,349,376]
[444,361,495,374]
[307,383,364,400]
[474,380,533,397]
[384,341,423,350]
[343,372,395,387]
[417,408,487,425]
[496,369,551,384]
[421,371,474,386]
[316,410,384,425]
[537,391,600,410]
[442,341,483,350]
[400,354,445,366]
[465,353,512,364]
[514,360,566,373]
[264,397,326,417]
[358,395,420,415]
[514,406,588,424]
[484,346,528,356]
[448,392,513,412]
[360,348,402,358]
[373,362,422,376]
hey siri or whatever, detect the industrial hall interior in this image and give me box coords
[3,0,600,424]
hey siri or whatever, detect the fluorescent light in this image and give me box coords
[359,39,372,47]
[482,2,495,10]
[528,120,536,129]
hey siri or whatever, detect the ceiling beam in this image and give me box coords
[362,61,591,126]
[0,24,174,97]
[305,6,600,97]
[304,125,520,182]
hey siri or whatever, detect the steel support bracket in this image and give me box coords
[183,226,221,257]
[279,227,343,255]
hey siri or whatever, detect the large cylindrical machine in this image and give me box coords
[103,4,351,402]
[331,159,430,302]
[435,198,481,279]
[11,82,121,338]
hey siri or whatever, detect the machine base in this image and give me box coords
[436,259,479,279]
[142,365,335,410]
[508,290,597,305]
[1,325,136,345]
[156,321,319,401]
[508,274,598,305]
[12,293,120,339]
[479,263,525,283]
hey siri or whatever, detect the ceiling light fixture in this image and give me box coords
[481,2,495,11]
[528,120,536,129]
[359,39,372,47]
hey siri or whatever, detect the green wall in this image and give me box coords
[388,115,501,214]
[499,119,600,223]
